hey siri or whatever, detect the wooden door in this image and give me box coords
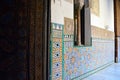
[0,0,51,80]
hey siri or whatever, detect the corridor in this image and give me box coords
[1,0,120,80]
[83,63,120,80]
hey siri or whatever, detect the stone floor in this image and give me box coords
[83,63,120,80]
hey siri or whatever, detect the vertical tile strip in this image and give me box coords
[51,23,63,80]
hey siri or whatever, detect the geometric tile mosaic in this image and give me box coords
[64,38,114,80]
[53,30,62,38]
[52,38,63,80]
[51,22,115,80]
[51,23,63,80]
[64,17,74,42]
[63,24,115,80]
[64,35,73,41]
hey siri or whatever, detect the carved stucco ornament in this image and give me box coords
[74,0,84,9]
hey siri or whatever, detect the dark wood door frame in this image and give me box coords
[0,0,50,80]
[114,0,118,63]
[28,0,51,80]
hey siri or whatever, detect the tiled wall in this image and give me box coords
[63,26,114,80]
[51,23,63,80]
[64,42,114,80]
[118,37,120,62]
[51,0,115,80]
[64,40,114,79]
[50,23,114,80]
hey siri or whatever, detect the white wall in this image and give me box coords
[51,0,114,31]
[51,0,73,24]
[91,0,114,32]
[51,0,64,24]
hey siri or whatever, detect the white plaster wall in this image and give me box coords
[51,0,73,24]
[51,0,64,24]
[63,1,73,19]
[91,0,114,32]
[51,0,114,31]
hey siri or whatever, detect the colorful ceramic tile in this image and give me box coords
[52,38,63,79]
[52,30,62,38]
[64,39,114,79]
[51,23,115,80]
[51,23,63,80]
[52,23,63,30]
[64,35,73,41]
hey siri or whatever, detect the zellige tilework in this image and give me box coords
[51,23,63,80]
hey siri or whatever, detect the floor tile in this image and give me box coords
[83,63,120,80]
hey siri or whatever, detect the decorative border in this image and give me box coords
[72,61,114,80]
[50,23,115,80]
[63,38,114,80]
[64,17,74,35]
[91,26,115,40]
[50,23,64,80]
